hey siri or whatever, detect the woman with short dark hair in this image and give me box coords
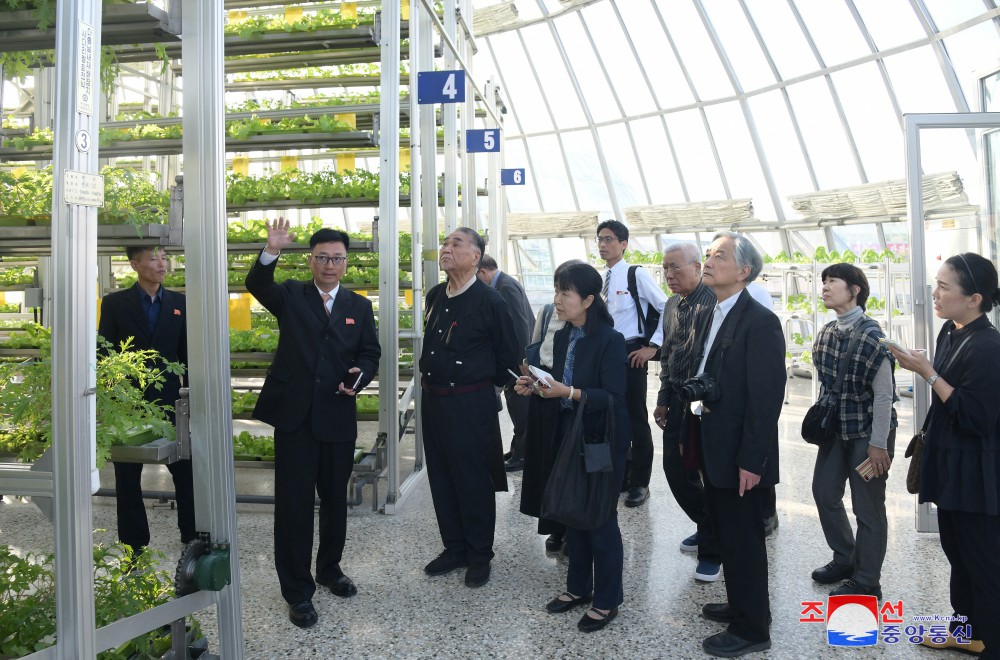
[890,252,1000,656]
[809,263,898,599]
[515,262,631,633]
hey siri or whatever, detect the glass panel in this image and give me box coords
[704,103,776,221]
[747,90,815,219]
[552,13,620,123]
[630,115,687,205]
[791,228,828,254]
[831,225,882,253]
[793,0,870,65]
[743,0,818,80]
[750,231,783,260]
[502,138,540,213]
[943,23,1000,111]
[618,0,694,108]
[920,128,981,207]
[700,0,776,92]
[830,62,903,183]
[986,69,1000,112]
[786,77,861,190]
[519,24,586,129]
[921,0,990,30]
[525,134,577,211]
[883,46,956,113]
[882,222,910,258]
[579,2,656,116]
[486,31,552,134]
[596,123,647,209]
[663,109,726,202]
[852,0,925,50]
[560,129,613,214]
[656,0,734,101]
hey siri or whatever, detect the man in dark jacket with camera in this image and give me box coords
[686,232,785,658]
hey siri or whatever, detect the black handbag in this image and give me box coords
[801,320,875,446]
[540,391,619,531]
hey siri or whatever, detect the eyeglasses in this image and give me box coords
[663,262,697,274]
[595,236,618,244]
[310,255,348,266]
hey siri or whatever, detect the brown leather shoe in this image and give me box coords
[919,636,984,655]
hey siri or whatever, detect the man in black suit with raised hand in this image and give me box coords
[476,254,533,471]
[245,219,381,629]
[689,231,785,658]
[99,245,194,553]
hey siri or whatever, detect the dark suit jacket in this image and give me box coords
[699,288,785,489]
[245,256,381,442]
[98,284,188,417]
[494,271,533,360]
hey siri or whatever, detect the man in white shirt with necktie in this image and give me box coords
[596,220,668,508]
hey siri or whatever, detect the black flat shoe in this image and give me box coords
[465,562,491,588]
[577,607,618,632]
[424,551,468,576]
[545,533,565,552]
[702,603,735,623]
[546,592,593,614]
[317,573,357,598]
[289,601,317,628]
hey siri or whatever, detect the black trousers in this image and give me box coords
[273,424,355,605]
[937,507,1000,656]
[662,428,721,564]
[113,458,195,550]
[421,387,499,564]
[624,349,654,488]
[704,478,771,643]
[503,383,531,462]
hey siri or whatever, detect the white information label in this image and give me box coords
[63,170,105,207]
[75,129,92,153]
[77,21,96,116]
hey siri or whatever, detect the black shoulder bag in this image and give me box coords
[801,320,876,446]
[540,391,619,531]
[627,265,661,358]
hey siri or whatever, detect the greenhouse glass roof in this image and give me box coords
[471,0,1000,224]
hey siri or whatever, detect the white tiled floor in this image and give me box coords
[0,376,961,658]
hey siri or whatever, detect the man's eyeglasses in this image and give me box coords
[310,255,348,266]
[595,236,618,244]
[663,262,697,274]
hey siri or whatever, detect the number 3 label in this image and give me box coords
[466,129,501,153]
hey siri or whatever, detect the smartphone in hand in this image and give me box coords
[528,365,554,387]
[855,456,877,482]
[878,337,911,356]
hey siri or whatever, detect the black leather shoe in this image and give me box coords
[289,601,317,628]
[503,451,512,461]
[830,579,882,600]
[317,573,357,598]
[812,560,854,584]
[504,458,525,472]
[703,632,771,657]
[465,562,490,588]
[545,533,565,552]
[424,551,468,576]
[545,592,593,614]
[625,486,650,507]
[702,603,736,623]
[577,607,618,632]
[763,514,779,537]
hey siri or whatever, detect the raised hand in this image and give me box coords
[265,217,296,255]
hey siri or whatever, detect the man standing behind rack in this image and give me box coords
[421,228,519,589]
[476,254,533,472]
[596,220,668,507]
[246,219,381,629]
[100,245,194,555]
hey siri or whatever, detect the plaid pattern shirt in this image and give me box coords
[657,282,717,408]
[813,316,898,441]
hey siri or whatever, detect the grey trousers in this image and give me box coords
[811,430,895,586]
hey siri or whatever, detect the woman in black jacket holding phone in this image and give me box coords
[514,262,631,633]
[890,252,1000,657]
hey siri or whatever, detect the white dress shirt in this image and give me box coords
[691,290,742,416]
[602,260,668,346]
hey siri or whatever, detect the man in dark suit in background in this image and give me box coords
[690,232,785,658]
[99,245,194,553]
[246,219,381,629]
[476,255,533,472]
